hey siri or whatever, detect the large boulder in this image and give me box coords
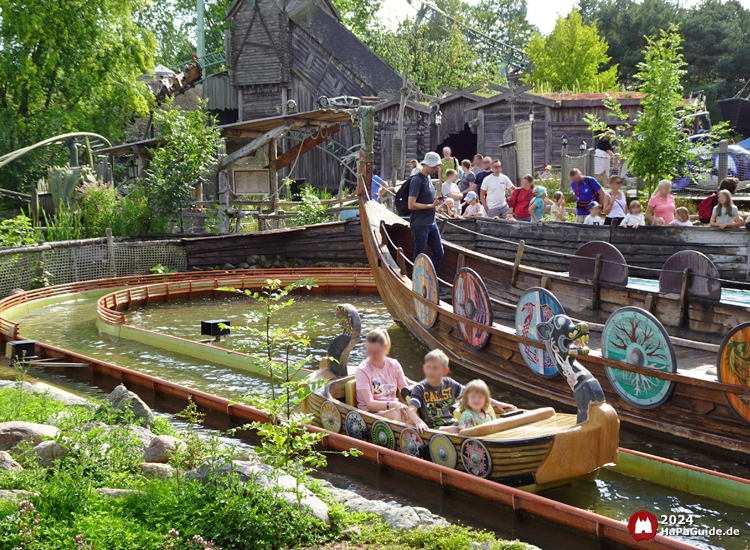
[142,435,184,463]
[0,490,37,503]
[105,385,154,429]
[0,422,59,452]
[137,463,175,480]
[185,460,329,525]
[0,451,22,474]
[80,422,156,454]
[32,441,66,467]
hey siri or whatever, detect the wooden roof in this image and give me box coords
[98,109,352,156]
[465,88,645,112]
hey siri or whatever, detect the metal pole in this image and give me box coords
[196,0,205,59]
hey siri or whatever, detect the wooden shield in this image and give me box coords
[602,307,677,409]
[515,287,564,379]
[320,400,342,433]
[371,420,395,449]
[412,254,439,328]
[345,411,367,440]
[461,438,493,478]
[659,250,721,301]
[717,322,750,425]
[399,428,424,456]
[569,241,628,285]
[428,433,457,469]
[453,268,493,350]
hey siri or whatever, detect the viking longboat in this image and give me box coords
[359,196,750,457]
[305,305,620,492]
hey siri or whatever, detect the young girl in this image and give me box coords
[458,380,496,429]
[549,191,566,222]
[620,200,645,229]
[710,189,745,229]
[354,329,409,421]
[409,159,419,176]
[584,201,603,225]
[438,197,458,218]
[528,185,550,223]
[670,207,692,226]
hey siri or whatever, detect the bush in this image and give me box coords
[0,212,38,247]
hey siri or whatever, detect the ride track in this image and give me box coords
[0,268,749,548]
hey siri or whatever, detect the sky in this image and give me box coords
[378,0,750,35]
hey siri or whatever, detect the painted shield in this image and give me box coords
[461,438,493,478]
[515,287,564,379]
[320,400,342,433]
[717,322,750,425]
[345,411,368,440]
[428,433,457,469]
[602,307,677,409]
[399,428,424,457]
[371,420,395,449]
[412,254,439,328]
[453,268,493,350]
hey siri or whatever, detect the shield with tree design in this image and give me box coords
[718,322,750,425]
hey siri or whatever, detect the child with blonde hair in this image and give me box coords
[458,380,496,429]
[670,207,692,226]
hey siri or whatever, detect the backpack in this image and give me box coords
[395,176,415,217]
[698,193,716,223]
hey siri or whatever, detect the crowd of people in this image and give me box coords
[354,329,515,437]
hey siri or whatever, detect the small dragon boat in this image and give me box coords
[305,304,620,492]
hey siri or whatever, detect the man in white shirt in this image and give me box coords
[480,160,515,218]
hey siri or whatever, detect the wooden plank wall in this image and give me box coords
[441,218,749,280]
[481,103,548,168]
[184,220,367,267]
[375,104,427,181]
[431,97,477,149]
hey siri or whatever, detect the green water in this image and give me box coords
[13,293,750,550]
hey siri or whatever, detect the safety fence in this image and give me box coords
[0,233,187,298]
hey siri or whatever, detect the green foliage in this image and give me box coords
[289,185,331,227]
[331,0,383,42]
[469,0,538,52]
[78,179,120,238]
[145,97,224,232]
[42,205,85,242]
[0,0,156,194]
[151,415,178,437]
[150,263,178,275]
[0,212,37,247]
[525,10,618,92]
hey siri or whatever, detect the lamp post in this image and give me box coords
[579,140,587,154]
[528,106,534,173]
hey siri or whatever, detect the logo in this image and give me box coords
[628,511,658,541]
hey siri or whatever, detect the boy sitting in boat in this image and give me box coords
[406,350,515,433]
[354,329,409,421]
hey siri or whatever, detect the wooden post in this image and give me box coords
[680,267,692,327]
[392,71,409,185]
[106,228,116,277]
[396,247,407,276]
[457,253,465,271]
[511,240,525,286]
[36,239,44,280]
[269,139,279,229]
[592,253,603,310]
[644,294,655,313]
[718,140,729,182]
[439,218,448,235]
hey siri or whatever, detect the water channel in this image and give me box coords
[7,291,750,550]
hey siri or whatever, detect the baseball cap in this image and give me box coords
[422,152,441,167]
[533,185,546,196]
[588,201,601,210]
[466,191,478,201]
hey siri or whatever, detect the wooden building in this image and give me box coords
[464,90,644,170]
[430,86,482,162]
[374,98,431,180]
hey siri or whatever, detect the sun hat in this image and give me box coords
[421,152,441,167]
[533,185,546,197]
[465,191,478,202]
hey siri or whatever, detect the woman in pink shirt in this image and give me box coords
[355,329,409,421]
[645,180,676,225]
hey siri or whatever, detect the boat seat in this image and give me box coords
[345,379,357,407]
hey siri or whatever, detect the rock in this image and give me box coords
[80,422,156,454]
[0,381,88,407]
[143,435,184,463]
[352,262,366,268]
[258,255,269,266]
[236,262,250,269]
[220,263,235,270]
[412,506,448,528]
[137,462,175,480]
[0,489,37,502]
[0,422,60,452]
[186,460,329,525]
[190,266,203,271]
[0,451,22,474]
[32,441,65,467]
[344,496,420,530]
[233,449,260,462]
[246,255,260,265]
[105,385,154,429]
[96,488,146,499]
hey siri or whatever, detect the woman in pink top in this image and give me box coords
[645,180,676,225]
[355,329,409,421]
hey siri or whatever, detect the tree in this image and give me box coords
[331,0,383,42]
[0,0,156,193]
[525,10,618,92]
[145,98,224,231]
[470,0,538,52]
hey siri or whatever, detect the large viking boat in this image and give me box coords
[359,195,750,457]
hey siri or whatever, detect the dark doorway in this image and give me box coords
[435,123,478,163]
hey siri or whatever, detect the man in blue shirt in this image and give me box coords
[408,152,444,272]
[371,175,388,201]
[570,168,604,223]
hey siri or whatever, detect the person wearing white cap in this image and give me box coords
[461,191,487,218]
[408,152,444,271]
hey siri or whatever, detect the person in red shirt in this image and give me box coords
[508,174,536,222]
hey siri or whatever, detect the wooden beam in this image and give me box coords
[217,123,293,171]
[276,123,340,171]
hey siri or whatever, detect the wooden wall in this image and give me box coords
[431,97,477,149]
[481,102,548,169]
[374,104,428,181]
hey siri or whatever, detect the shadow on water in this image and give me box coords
[7,292,750,549]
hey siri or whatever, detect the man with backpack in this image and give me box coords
[570,169,605,224]
[408,152,444,271]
